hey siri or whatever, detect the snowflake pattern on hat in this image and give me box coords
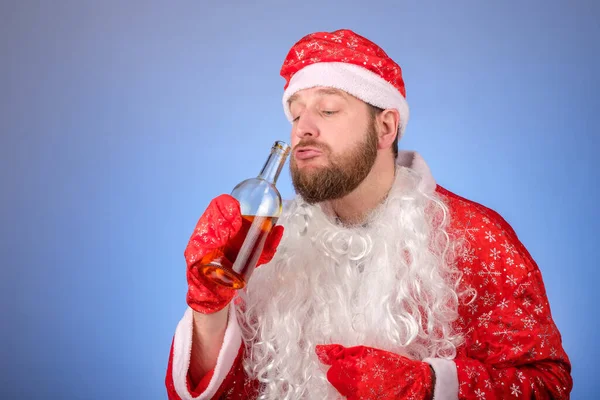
[280,29,406,98]
[279,29,411,136]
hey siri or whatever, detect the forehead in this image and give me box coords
[287,87,350,106]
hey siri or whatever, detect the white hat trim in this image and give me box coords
[282,62,410,136]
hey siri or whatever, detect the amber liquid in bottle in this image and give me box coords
[199,141,290,289]
[200,215,278,289]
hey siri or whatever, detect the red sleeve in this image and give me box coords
[165,336,182,400]
[447,195,572,399]
[165,336,261,399]
[187,368,214,397]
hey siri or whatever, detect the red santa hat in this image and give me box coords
[280,29,410,137]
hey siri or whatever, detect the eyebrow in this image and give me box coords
[287,87,347,106]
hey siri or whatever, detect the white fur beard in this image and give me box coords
[235,167,465,400]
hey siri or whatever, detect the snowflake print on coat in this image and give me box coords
[165,184,572,399]
[436,186,572,399]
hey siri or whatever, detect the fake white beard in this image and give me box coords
[235,166,471,400]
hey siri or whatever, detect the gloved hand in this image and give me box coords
[316,344,435,400]
[184,194,284,314]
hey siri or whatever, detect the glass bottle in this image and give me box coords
[200,141,291,289]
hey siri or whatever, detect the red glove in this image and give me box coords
[316,344,435,400]
[184,194,283,314]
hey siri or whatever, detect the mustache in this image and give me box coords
[293,139,331,153]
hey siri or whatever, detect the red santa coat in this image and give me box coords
[165,152,572,399]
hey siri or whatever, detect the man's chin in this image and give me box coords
[294,160,328,172]
[292,166,324,182]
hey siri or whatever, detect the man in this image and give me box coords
[165,29,572,399]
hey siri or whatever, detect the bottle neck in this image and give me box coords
[258,148,288,184]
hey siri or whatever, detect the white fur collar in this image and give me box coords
[396,150,437,194]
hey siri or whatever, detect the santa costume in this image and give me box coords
[165,30,572,399]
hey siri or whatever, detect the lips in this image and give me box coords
[295,147,323,160]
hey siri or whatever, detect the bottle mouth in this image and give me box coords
[273,141,291,155]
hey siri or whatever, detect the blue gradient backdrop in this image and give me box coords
[1,1,598,399]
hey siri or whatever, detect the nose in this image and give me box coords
[293,110,320,140]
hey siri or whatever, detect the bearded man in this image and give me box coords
[165,29,572,399]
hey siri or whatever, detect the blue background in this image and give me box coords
[1,1,598,398]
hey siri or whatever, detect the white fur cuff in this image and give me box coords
[172,306,242,400]
[423,357,459,400]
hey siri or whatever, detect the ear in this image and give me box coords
[376,108,399,151]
